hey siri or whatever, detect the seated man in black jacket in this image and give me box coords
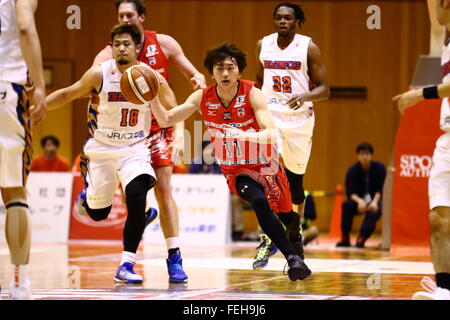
[336,142,386,248]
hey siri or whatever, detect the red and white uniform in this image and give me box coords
[137,31,174,167]
[200,80,292,213]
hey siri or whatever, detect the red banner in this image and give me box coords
[69,176,127,240]
[391,99,442,246]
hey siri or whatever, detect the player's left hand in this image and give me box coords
[287,94,307,110]
[168,132,184,164]
[392,89,423,115]
[190,73,207,90]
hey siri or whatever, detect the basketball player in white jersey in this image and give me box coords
[253,2,329,269]
[43,24,172,284]
[0,0,46,299]
[393,0,450,300]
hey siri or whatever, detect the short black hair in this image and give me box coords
[110,23,141,46]
[203,43,247,74]
[114,0,146,16]
[356,142,374,154]
[273,2,306,27]
[41,135,60,148]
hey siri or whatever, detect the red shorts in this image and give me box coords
[223,163,293,213]
[148,127,174,167]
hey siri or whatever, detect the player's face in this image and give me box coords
[212,58,241,88]
[274,6,298,36]
[112,33,140,65]
[357,150,373,168]
[118,3,145,27]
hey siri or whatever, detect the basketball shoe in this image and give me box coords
[114,262,143,284]
[412,277,450,300]
[144,207,158,228]
[252,234,278,270]
[166,250,188,283]
[76,188,88,216]
[283,255,312,281]
[9,280,32,300]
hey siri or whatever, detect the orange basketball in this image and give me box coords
[120,64,160,104]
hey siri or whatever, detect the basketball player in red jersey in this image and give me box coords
[92,0,206,283]
[150,43,311,281]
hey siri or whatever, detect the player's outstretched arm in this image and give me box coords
[45,66,102,111]
[224,87,278,145]
[150,87,202,128]
[393,81,450,114]
[16,0,47,126]
[158,34,206,90]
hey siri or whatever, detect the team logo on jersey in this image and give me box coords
[237,108,245,118]
[146,45,158,57]
[234,95,246,108]
[148,57,156,65]
[263,60,301,70]
[208,110,217,116]
[206,102,220,109]
[222,111,232,120]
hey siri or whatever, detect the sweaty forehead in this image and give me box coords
[275,6,295,17]
[118,3,138,15]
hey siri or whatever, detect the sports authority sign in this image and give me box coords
[391,99,442,246]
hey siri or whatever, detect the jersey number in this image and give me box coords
[223,140,243,157]
[120,108,139,127]
[272,76,292,93]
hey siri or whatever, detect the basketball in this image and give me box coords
[120,64,160,104]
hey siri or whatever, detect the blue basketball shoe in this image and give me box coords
[114,262,143,284]
[166,251,188,283]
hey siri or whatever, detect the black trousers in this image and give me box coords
[340,199,382,239]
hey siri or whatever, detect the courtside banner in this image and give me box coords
[144,174,231,245]
[391,99,442,246]
[0,172,73,243]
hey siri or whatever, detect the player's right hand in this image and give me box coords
[30,87,47,127]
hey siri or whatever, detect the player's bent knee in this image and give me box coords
[87,206,112,221]
[125,174,154,202]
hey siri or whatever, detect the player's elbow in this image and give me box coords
[17,20,35,38]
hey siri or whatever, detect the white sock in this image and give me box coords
[120,251,136,265]
[11,264,29,287]
[165,237,180,250]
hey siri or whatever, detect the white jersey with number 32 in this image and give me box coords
[0,0,28,85]
[260,33,312,115]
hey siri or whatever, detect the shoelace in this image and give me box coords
[420,277,438,293]
[255,237,272,261]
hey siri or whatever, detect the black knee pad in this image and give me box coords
[86,205,112,221]
[285,168,305,204]
[125,174,154,203]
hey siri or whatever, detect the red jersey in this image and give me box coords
[200,80,292,213]
[200,80,275,174]
[137,31,171,135]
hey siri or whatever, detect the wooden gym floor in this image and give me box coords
[0,236,432,300]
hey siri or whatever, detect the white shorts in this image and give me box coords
[82,138,155,209]
[0,81,32,188]
[271,108,315,175]
[429,132,450,210]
